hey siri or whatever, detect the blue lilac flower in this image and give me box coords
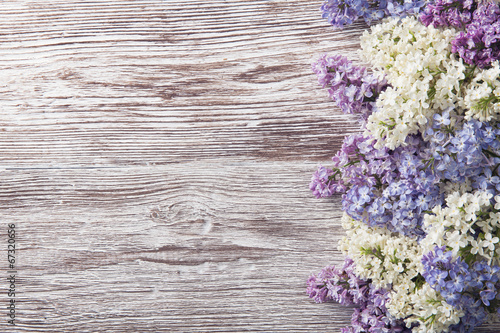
[449,297,488,333]
[479,282,496,306]
[322,0,425,30]
[433,109,452,127]
[311,130,446,238]
[384,0,426,18]
[422,246,500,332]
[321,0,366,29]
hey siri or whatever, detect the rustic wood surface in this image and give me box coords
[1,0,498,332]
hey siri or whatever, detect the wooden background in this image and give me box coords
[1,0,498,332]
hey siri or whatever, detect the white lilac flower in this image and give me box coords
[422,190,500,264]
[338,213,463,329]
[339,213,422,287]
[464,61,500,121]
[481,233,499,252]
[359,16,471,149]
[389,282,463,333]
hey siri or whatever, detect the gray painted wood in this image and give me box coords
[0,0,498,332]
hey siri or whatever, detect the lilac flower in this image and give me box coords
[385,0,426,18]
[321,0,365,29]
[322,0,425,30]
[306,265,340,304]
[307,259,410,332]
[419,114,500,192]
[422,246,471,305]
[451,2,500,68]
[479,282,496,306]
[313,54,388,121]
[422,245,500,332]
[433,110,451,128]
[316,110,500,240]
[307,258,360,305]
[310,165,338,198]
[312,130,448,238]
[450,297,488,332]
[308,3,500,331]
[446,271,466,293]
[420,0,475,28]
[357,185,372,204]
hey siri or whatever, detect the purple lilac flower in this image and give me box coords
[310,134,384,197]
[307,258,410,332]
[306,258,362,304]
[451,1,500,68]
[420,0,475,28]
[340,328,355,333]
[310,165,339,198]
[312,54,388,121]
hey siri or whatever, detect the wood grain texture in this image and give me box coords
[1,0,498,332]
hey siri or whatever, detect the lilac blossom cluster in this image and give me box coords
[311,109,500,239]
[452,2,500,68]
[338,134,442,239]
[321,0,425,29]
[308,1,500,332]
[422,246,500,332]
[421,0,500,68]
[420,0,475,29]
[310,132,442,238]
[312,54,388,121]
[306,258,410,332]
[422,110,500,192]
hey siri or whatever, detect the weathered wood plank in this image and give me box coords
[5,162,351,332]
[1,0,499,332]
[0,0,364,168]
